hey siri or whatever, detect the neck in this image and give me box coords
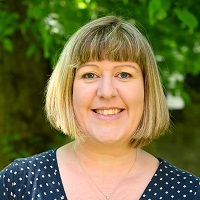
[73,140,137,168]
[72,141,138,200]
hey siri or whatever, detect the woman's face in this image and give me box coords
[73,60,144,145]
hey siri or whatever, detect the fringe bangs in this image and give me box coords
[74,24,143,66]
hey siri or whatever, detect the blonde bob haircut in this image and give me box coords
[45,16,170,148]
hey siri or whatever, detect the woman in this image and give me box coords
[0,16,199,200]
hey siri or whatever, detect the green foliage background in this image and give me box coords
[0,0,200,176]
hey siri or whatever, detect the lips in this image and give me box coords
[92,109,124,115]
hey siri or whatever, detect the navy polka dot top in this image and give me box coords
[0,148,200,199]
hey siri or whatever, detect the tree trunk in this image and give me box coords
[0,0,55,169]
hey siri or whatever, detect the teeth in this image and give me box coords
[95,109,121,115]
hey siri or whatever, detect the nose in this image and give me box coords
[97,74,117,99]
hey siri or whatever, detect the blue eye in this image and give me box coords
[118,72,132,79]
[83,73,97,79]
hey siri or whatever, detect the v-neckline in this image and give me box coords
[53,148,164,200]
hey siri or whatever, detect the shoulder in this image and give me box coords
[0,148,59,198]
[149,158,200,199]
[157,158,200,182]
[0,148,58,175]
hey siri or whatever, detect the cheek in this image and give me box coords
[121,82,144,103]
[72,82,94,115]
[72,83,85,126]
[134,80,144,100]
[73,80,97,101]
[134,87,144,109]
[73,82,83,112]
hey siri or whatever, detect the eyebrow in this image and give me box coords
[77,63,140,71]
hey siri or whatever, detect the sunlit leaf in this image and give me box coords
[157,8,167,21]
[77,1,87,9]
[148,0,161,24]
[175,9,198,29]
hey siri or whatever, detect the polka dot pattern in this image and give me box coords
[141,158,200,199]
[0,149,66,200]
[0,149,200,199]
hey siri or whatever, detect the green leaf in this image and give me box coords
[3,27,15,36]
[148,0,162,24]
[0,11,18,40]
[77,2,87,10]
[175,9,198,29]
[161,0,170,10]
[3,38,14,52]
[191,56,200,75]
[148,0,169,24]
[26,44,37,58]
[27,6,44,19]
[157,9,167,21]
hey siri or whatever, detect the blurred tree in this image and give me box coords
[0,0,57,162]
[0,0,199,173]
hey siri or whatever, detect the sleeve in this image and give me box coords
[0,159,28,200]
[194,178,200,200]
[0,163,15,200]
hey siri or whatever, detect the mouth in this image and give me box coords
[92,109,124,115]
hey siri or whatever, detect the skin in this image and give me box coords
[73,60,144,150]
[56,60,159,199]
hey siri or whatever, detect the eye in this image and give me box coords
[82,73,97,79]
[118,72,132,79]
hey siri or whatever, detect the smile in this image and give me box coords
[93,109,123,115]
